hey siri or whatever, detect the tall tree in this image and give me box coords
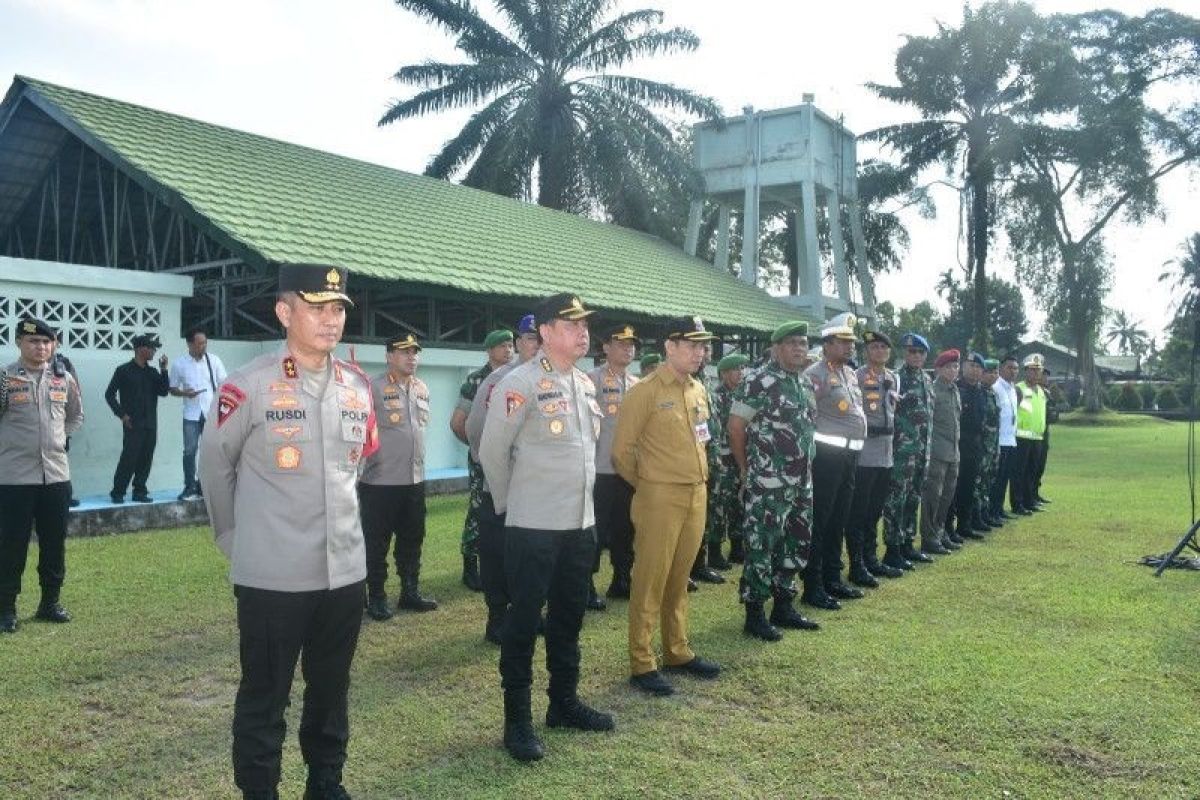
[864,1,1077,351]
[1160,232,1200,324]
[936,270,1029,355]
[1104,309,1150,359]
[1006,9,1200,410]
[379,0,720,224]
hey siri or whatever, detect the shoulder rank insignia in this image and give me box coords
[282,357,298,379]
[540,357,553,373]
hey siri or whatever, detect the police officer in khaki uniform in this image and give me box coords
[589,324,640,608]
[803,312,868,609]
[613,316,723,697]
[479,293,614,763]
[465,314,540,644]
[359,333,435,622]
[0,317,84,633]
[199,264,378,800]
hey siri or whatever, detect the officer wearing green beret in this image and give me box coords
[450,328,515,591]
[640,352,662,375]
[704,353,751,567]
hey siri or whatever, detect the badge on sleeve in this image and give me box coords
[506,390,526,416]
[695,421,711,443]
[218,382,247,427]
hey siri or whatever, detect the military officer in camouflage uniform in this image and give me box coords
[728,322,819,641]
[802,312,868,609]
[690,344,726,586]
[200,263,378,800]
[479,293,613,762]
[974,359,1002,529]
[466,314,540,643]
[846,330,903,584]
[0,317,84,633]
[705,353,750,567]
[589,324,640,608]
[639,352,661,376]
[881,332,935,571]
[450,329,515,591]
[359,333,436,622]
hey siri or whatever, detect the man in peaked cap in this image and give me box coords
[358,333,437,622]
[479,293,614,762]
[881,332,937,570]
[0,317,84,633]
[589,323,641,608]
[705,352,751,567]
[1010,353,1048,515]
[200,262,378,799]
[613,315,723,696]
[802,312,868,610]
[728,320,820,641]
[451,327,515,591]
[846,329,903,585]
[104,331,169,503]
[920,349,963,555]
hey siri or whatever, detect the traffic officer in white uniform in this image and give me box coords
[359,333,435,621]
[479,293,614,762]
[0,317,84,633]
[199,263,378,800]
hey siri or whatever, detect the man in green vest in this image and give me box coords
[1010,353,1047,515]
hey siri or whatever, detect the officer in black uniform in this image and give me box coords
[104,333,169,503]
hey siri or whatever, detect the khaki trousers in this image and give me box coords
[628,480,706,676]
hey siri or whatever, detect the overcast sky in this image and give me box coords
[2,0,1196,347]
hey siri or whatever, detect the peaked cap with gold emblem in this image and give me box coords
[387,333,422,352]
[279,263,354,306]
[16,317,55,339]
[535,293,595,324]
[665,316,715,342]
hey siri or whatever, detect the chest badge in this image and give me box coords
[275,445,302,470]
[548,418,565,436]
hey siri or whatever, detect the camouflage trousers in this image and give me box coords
[738,483,812,604]
[881,446,928,547]
[705,454,742,546]
[974,447,999,517]
[460,457,484,556]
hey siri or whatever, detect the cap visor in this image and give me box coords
[560,309,595,320]
[297,291,355,307]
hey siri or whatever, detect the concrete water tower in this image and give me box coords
[684,99,877,323]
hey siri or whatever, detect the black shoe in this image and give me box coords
[686,578,698,592]
[35,602,70,623]
[364,596,393,622]
[1029,505,1044,513]
[988,515,1006,527]
[769,599,820,630]
[921,542,950,556]
[972,518,994,532]
[958,527,986,541]
[1035,495,1051,504]
[1013,507,1033,516]
[461,554,482,592]
[242,790,278,800]
[605,575,630,599]
[707,545,732,571]
[109,493,124,504]
[484,607,505,645]
[69,497,80,508]
[728,538,745,563]
[825,581,864,600]
[848,566,880,589]
[744,602,784,641]
[800,592,841,611]
[131,493,153,503]
[0,609,16,633]
[878,549,909,577]
[663,656,722,679]
[303,766,351,800]
[503,719,546,762]
[397,587,438,613]
[863,557,888,577]
[546,696,615,731]
[691,566,725,584]
[586,580,607,611]
[629,670,675,696]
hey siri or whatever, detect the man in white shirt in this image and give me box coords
[989,355,1020,520]
[169,328,226,500]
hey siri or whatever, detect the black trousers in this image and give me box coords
[477,491,509,614]
[950,446,982,530]
[112,425,157,496]
[0,482,70,607]
[1010,438,1041,511]
[990,445,1015,515]
[1032,427,1050,495]
[358,482,426,597]
[500,526,594,700]
[593,473,635,577]
[846,465,890,563]
[805,443,859,588]
[232,581,365,792]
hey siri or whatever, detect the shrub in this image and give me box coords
[1157,385,1182,411]
[1113,382,1144,411]
[1138,383,1157,408]
[1177,382,1195,408]
[1107,384,1122,407]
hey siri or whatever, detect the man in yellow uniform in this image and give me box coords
[613,316,722,697]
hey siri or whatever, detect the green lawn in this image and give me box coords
[2,419,1198,799]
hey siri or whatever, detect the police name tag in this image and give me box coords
[694,421,711,443]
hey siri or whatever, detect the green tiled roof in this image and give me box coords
[10,76,802,333]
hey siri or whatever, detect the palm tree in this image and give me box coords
[1160,232,1200,323]
[863,1,1078,351]
[1104,309,1150,358]
[378,0,720,221]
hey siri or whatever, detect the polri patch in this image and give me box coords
[275,445,302,470]
[506,390,526,416]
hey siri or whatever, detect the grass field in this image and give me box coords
[2,419,1198,799]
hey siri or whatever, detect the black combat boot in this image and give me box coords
[398,570,437,612]
[921,538,951,556]
[848,557,880,589]
[546,696,615,731]
[707,542,732,571]
[462,553,482,592]
[35,589,70,623]
[691,543,725,584]
[904,541,933,563]
[728,537,745,563]
[364,593,393,622]
[303,765,351,800]
[605,572,630,599]
[880,545,909,574]
[0,603,16,634]
[958,524,985,541]
[768,597,819,630]
[743,602,783,641]
[503,690,545,762]
[586,578,607,611]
